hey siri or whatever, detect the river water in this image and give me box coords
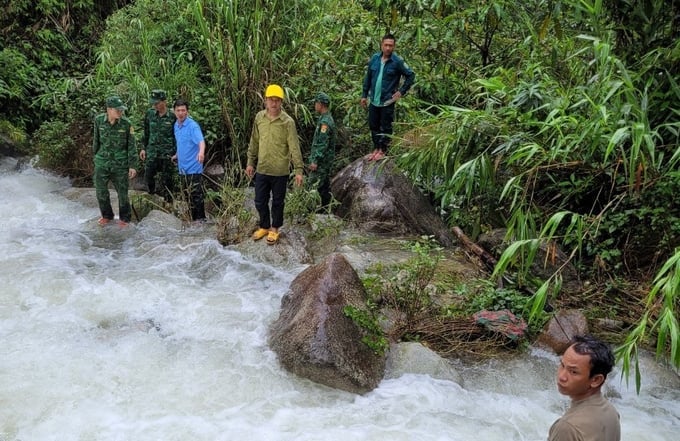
[1,157,678,441]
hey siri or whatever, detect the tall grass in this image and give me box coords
[188,0,318,178]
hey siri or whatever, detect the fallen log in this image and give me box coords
[452,226,497,271]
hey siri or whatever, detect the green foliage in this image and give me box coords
[283,185,322,225]
[617,247,680,393]
[362,237,443,325]
[0,120,27,146]
[343,305,389,355]
[94,0,205,127]
[0,0,129,131]
[466,283,531,316]
[31,121,76,172]
[212,184,254,245]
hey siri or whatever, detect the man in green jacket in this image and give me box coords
[139,89,177,202]
[307,92,336,209]
[245,84,304,245]
[360,33,415,161]
[92,95,139,227]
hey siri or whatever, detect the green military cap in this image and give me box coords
[106,95,127,111]
[149,89,167,104]
[314,92,331,105]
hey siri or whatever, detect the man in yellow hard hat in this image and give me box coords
[245,84,304,245]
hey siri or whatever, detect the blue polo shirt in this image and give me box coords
[174,116,204,175]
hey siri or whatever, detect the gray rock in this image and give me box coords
[331,158,456,247]
[536,309,588,354]
[268,253,386,394]
[385,342,462,385]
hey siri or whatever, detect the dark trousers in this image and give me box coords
[145,155,176,202]
[367,103,395,152]
[179,174,205,221]
[254,173,288,229]
[309,171,332,208]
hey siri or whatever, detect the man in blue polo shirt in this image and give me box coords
[171,99,206,222]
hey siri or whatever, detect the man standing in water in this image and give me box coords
[360,33,415,161]
[172,99,206,222]
[139,89,176,203]
[92,95,138,227]
[307,92,336,210]
[246,84,304,245]
[548,334,621,441]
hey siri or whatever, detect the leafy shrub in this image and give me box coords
[32,121,76,172]
[343,305,389,355]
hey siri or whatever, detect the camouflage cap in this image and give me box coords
[314,92,330,105]
[106,95,127,111]
[149,89,167,104]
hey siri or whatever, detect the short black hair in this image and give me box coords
[382,33,396,42]
[569,334,615,379]
[173,99,189,110]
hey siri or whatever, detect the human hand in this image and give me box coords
[197,152,204,164]
[139,150,146,161]
[245,165,255,179]
[294,174,303,187]
[360,97,367,108]
[392,91,403,101]
[128,168,137,179]
[309,163,318,172]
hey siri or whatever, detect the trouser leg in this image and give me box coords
[180,174,205,221]
[158,157,177,202]
[254,173,272,229]
[144,155,159,194]
[368,104,382,149]
[112,168,131,222]
[270,175,288,229]
[94,165,114,220]
[378,103,395,152]
[317,175,332,208]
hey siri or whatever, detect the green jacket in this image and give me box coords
[309,111,336,173]
[247,110,304,176]
[92,113,139,170]
[141,108,176,155]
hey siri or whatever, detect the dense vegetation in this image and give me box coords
[1,0,679,388]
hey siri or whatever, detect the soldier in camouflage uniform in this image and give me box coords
[92,96,139,226]
[139,89,177,202]
[307,92,336,208]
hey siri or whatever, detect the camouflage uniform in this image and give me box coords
[308,93,336,207]
[93,102,139,222]
[141,90,177,201]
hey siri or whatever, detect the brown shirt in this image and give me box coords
[548,393,620,441]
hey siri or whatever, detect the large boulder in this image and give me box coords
[268,253,386,394]
[331,158,456,247]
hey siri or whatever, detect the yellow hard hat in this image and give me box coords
[265,84,284,99]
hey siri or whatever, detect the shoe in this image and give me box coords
[266,230,280,245]
[117,220,129,228]
[252,228,269,241]
[98,218,111,226]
